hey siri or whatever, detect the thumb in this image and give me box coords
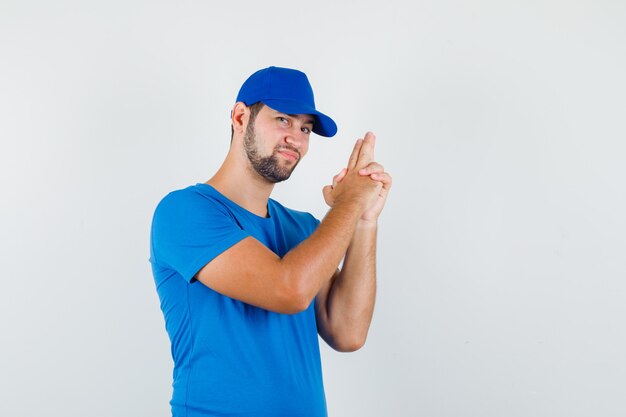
[322,185,333,203]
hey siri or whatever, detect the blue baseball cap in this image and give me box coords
[236,66,338,137]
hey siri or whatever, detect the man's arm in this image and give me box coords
[315,222,377,352]
[194,137,382,315]
[315,132,392,351]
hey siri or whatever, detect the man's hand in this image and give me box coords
[323,132,392,223]
[322,132,385,216]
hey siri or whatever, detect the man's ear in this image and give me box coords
[231,102,249,136]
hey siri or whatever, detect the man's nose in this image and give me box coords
[285,127,307,148]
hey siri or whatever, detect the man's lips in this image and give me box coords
[277,148,300,161]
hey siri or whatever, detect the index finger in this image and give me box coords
[356,132,376,168]
[347,138,363,170]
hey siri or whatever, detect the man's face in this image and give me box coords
[243,105,313,183]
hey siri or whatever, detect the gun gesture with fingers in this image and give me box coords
[323,132,392,223]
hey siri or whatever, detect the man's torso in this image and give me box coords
[150,183,327,417]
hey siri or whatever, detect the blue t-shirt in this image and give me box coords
[149,183,327,417]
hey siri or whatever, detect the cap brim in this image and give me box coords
[261,99,338,138]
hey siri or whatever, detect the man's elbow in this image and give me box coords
[331,334,367,352]
[274,277,314,315]
[276,299,311,315]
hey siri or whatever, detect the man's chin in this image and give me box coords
[250,155,298,183]
[265,171,293,183]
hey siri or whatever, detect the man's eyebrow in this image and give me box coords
[273,110,315,125]
[291,114,315,125]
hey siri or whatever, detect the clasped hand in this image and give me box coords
[322,132,392,223]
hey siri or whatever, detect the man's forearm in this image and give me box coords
[323,220,378,348]
[278,201,367,310]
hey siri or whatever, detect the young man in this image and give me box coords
[150,66,392,417]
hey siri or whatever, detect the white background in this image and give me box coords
[1,1,625,416]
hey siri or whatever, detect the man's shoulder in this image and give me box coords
[154,183,229,218]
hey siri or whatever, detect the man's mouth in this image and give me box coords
[276,148,300,161]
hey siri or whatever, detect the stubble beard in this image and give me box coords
[243,121,300,183]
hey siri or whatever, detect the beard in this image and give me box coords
[243,121,301,183]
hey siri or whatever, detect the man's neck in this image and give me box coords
[206,150,275,218]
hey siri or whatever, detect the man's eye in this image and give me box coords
[301,127,311,134]
[278,117,289,124]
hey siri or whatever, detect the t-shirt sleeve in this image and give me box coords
[150,189,249,283]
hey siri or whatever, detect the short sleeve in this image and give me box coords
[150,189,249,282]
